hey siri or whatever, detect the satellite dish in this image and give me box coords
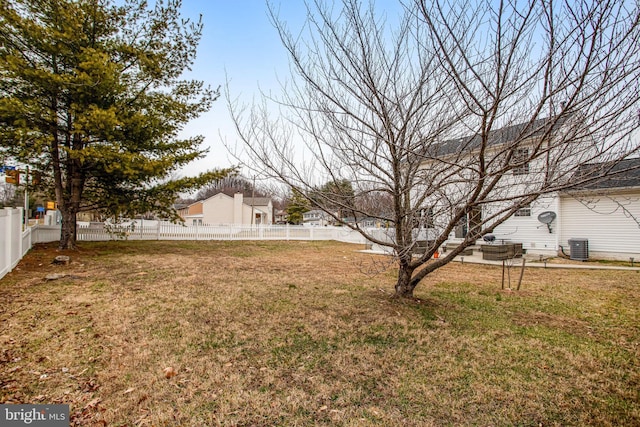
[537,211,556,224]
[537,211,556,233]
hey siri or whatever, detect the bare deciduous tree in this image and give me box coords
[229,0,640,298]
[190,174,270,201]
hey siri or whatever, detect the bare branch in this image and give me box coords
[229,0,640,297]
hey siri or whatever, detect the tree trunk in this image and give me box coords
[58,207,78,250]
[57,173,84,250]
[394,261,416,299]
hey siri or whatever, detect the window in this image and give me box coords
[512,148,530,175]
[515,204,531,217]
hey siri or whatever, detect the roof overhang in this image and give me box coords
[560,185,640,197]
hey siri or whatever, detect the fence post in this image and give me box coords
[24,225,32,256]
[3,208,12,275]
[16,207,23,262]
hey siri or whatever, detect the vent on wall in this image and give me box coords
[568,238,589,261]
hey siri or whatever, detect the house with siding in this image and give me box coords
[274,209,287,224]
[417,116,640,260]
[557,158,640,260]
[178,193,273,226]
[302,209,332,226]
[484,159,640,260]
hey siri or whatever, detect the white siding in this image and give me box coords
[559,191,640,259]
[201,193,235,225]
[240,203,259,225]
[491,195,559,254]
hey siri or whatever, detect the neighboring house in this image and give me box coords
[303,209,332,226]
[274,209,287,224]
[77,211,100,222]
[178,193,273,226]
[343,216,381,228]
[417,115,640,260]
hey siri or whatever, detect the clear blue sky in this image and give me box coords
[175,1,309,176]
[175,1,402,177]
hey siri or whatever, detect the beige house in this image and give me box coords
[178,193,273,226]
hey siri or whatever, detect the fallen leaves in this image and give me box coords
[2,240,638,426]
[84,397,101,410]
[163,366,177,379]
[81,378,100,393]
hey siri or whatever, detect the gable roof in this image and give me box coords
[244,197,271,206]
[185,193,272,210]
[571,157,640,190]
[424,114,570,158]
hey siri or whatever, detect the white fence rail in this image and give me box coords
[1,219,373,280]
[75,222,370,243]
[1,208,31,281]
[31,225,63,244]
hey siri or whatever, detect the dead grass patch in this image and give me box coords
[1,240,638,426]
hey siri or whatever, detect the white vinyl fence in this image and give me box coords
[1,207,31,281]
[1,218,375,280]
[74,221,370,243]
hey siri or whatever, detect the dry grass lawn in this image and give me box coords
[1,240,638,426]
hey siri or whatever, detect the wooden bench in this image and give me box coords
[480,243,523,260]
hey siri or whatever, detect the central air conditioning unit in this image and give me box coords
[568,238,589,261]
